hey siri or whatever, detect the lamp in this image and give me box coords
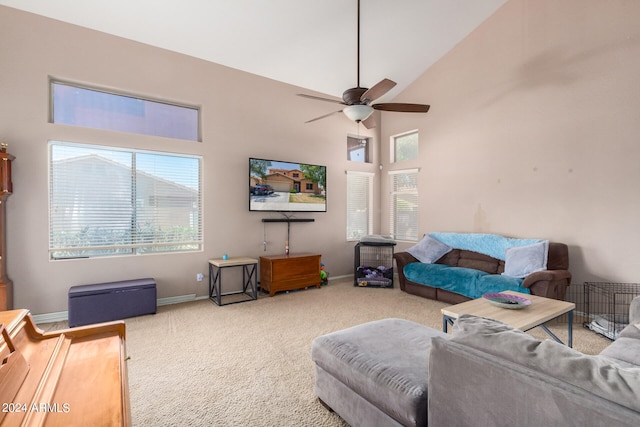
[343,104,374,123]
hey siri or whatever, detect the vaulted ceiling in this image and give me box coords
[0,0,507,101]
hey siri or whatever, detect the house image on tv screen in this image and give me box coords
[249,158,326,212]
[264,168,319,194]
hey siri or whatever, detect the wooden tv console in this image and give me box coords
[260,253,321,296]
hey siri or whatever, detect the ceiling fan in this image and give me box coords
[298,0,430,129]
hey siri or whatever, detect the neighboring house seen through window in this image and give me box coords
[49,141,203,259]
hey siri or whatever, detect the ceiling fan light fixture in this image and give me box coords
[343,104,374,123]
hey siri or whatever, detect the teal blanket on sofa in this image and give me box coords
[403,263,528,299]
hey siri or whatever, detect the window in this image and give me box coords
[50,80,200,141]
[346,171,374,240]
[392,131,418,162]
[389,169,418,241]
[49,141,202,259]
[347,136,370,163]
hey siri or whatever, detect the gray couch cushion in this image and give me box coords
[451,314,640,412]
[311,318,447,427]
[599,337,640,367]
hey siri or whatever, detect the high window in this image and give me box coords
[346,171,374,240]
[50,80,200,141]
[389,169,418,241]
[392,131,418,162]
[347,136,370,163]
[49,141,202,259]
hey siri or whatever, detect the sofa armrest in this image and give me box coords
[522,270,571,287]
[521,269,572,300]
[393,252,419,291]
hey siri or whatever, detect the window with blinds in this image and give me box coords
[389,169,419,241]
[49,141,202,259]
[346,171,374,241]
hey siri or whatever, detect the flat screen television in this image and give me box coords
[249,157,327,212]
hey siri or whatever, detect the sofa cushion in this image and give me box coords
[455,250,502,273]
[403,263,527,299]
[429,232,543,260]
[502,240,549,278]
[451,314,640,412]
[476,274,528,296]
[599,337,640,367]
[406,235,452,263]
[403,263,485,298]
[311,318,447,427]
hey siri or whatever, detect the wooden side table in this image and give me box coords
[208,257,258,306]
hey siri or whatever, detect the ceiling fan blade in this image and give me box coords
[297,93,345,105]
[372,103,430,113]
[362,115,376,129]
[360,78,397,103]
[305,110,344,124]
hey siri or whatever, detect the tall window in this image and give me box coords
[50,80,200,141]
[49,141,202,259]
[346,171,374,240]
[389,169,418,241]
[392,131,418,162]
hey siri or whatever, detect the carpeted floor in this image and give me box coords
[40,277,611,426]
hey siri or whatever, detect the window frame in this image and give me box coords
[50,79,202,142]
[391,130,419,163]
[48,141,203,260]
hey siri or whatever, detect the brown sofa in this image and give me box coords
[394,241,571,304]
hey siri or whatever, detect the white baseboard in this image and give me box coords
[32,293,205,324]
[31,275,355,324]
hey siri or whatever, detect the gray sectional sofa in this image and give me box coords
[311,297,640,426]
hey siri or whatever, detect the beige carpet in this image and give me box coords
[41,277,611,426]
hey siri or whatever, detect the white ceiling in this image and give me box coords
[0,0,507,101]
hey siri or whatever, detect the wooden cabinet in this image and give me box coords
[260,253,321,296]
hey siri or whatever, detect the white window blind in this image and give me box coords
[49,141,202,259]
[346,171,374,241]
[389,169,419,241]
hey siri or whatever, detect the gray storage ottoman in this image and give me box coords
[311,318,448,427]
[68,278,157,327]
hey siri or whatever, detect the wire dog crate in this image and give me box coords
[354,242,395,288]
[583,282,640,340]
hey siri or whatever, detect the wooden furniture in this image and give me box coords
[208,257,258,306]
[0,144,15,311]
[441,290,576,347]
[259,253,321,297]
[0,309,131,426]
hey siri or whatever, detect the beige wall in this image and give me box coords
[382,0,640,284]
[0,6,380,314]
[4,1,638,314]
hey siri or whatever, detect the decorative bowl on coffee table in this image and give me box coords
[482,292,532,309]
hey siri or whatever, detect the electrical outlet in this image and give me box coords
[196,273,204,282]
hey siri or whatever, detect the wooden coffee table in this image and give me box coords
[441,290,576,347]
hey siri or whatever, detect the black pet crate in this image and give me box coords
[354,242,396,288]
[583,282,640,340]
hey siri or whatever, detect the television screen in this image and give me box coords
[249,157,327,212]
